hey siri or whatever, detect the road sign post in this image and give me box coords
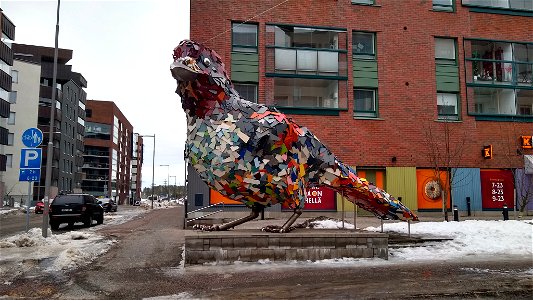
[19,128,43,234]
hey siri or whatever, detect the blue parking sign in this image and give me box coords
[19,148,42,182]
[20,148,42,168]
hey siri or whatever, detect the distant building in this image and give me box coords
[0,9,15,207]
[131,133,143,203]
[12,43,87,200]
[83,100,134,204]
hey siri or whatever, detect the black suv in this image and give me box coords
[49,194,104,230]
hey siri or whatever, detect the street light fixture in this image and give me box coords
[160,164,170,198]
[138,134,155,209]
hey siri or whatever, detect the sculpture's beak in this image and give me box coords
[170,56,201,82]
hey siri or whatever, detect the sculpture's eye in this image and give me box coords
[203,57,211,67]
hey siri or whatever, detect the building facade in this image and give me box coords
[0,9,15,207]
[12,44,87,200]
[187,0,533,214]
[83,100,133,204]
[3,58,40,204]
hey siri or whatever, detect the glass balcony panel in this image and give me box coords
[516,89,533,116]
[318,51,339,74]
[296,50,318,73]
[516,62,533,85]
[273,77,339,108]
[473,87,516,115]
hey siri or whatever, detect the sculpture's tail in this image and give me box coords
[319,160,419,221]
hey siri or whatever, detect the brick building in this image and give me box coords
[82,100,135,204]
[187,0,533,215]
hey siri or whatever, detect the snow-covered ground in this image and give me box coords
[1,207,532,285]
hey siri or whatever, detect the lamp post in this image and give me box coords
[139,134,155,209]
[42,0,61,238]
[160,164,170,199]
[170,175,176,198]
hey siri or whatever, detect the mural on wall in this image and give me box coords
[416,169,451,210]
[171,40,418,230]
[480,169,514,210]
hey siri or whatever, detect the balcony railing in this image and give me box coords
[466,59,533,86]
[266,46,348,78]
[1,12,15,40]
[0,42,13,66]
[84,150,110,157]
[82,163,110,169]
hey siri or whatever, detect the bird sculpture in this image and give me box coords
[171,40,418,232]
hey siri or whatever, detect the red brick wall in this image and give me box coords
[189,0,533,169]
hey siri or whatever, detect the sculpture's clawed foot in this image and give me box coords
[261,225,296,233]
[192,224,219,231]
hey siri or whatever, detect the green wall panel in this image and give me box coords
[436,64,459,92]
[385,167,418,211]
[353,59,378,88]
[231,52,259,82]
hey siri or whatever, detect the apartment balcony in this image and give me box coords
[40,166,60,181]
[0,41,13,66]
[82,163,110,169]
[0,97,10,118]
[39,85,62,101]
[41,146,60,162]
[1,12,15,40]
[0,126,8,146]
[0,69,12,92]
[38,105,62,122]
[37,125,61,141]
[41,63,73,82]
[84,175,109,182]
[84,150,110,157]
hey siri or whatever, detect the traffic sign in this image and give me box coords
[19,148,42,182]
[20,148,42,168]
[19,169,41,182]
[21,127,43,148]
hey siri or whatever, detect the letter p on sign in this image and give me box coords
[20,148,42,169]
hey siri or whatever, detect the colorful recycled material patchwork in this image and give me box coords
[171,40,418,221]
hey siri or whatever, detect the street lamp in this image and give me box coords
[139,134,155,209]
[160,164,170,198]
[170,175,176,198]
[42,0,61,238]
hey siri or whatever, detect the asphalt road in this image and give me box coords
[1,207,532,299]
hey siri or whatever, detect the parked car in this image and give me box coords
[97,198,118,212]
[34,201,45,214]
[49,194,104,230]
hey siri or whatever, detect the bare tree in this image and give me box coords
[424,119,467,221]
[499,124,533,217]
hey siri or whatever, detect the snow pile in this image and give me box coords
[366,219,533,260]
[140,199,181,209]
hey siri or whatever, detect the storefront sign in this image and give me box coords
[282,186,336,211]
[520,136,532,149]
[480,170,514,209]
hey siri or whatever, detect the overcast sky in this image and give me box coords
[2,0,190,189]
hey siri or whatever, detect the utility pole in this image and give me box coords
[43,0,60,238]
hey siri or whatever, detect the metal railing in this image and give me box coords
[186,201,225,224]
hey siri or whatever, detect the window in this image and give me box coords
[354,89,377,118]
[433,0,454,11]
[273,78,339,108]
[462,0,533,11]
[351,0,374,4]
[86,108,92,118]
[6,154,12,168]
[85,122,111,140]
[8,112,15,125]
[466,39,533,117]
[7,133,13,146]
[437,93,459,120]
[234,83,258,103]
[232,23,257,52]
[352,32,375,58]
[11,70,18,83]
[8,91,16,103]
[435,38,456,64]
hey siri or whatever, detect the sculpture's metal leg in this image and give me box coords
[280,208,302,233]
[215,205,262,231]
